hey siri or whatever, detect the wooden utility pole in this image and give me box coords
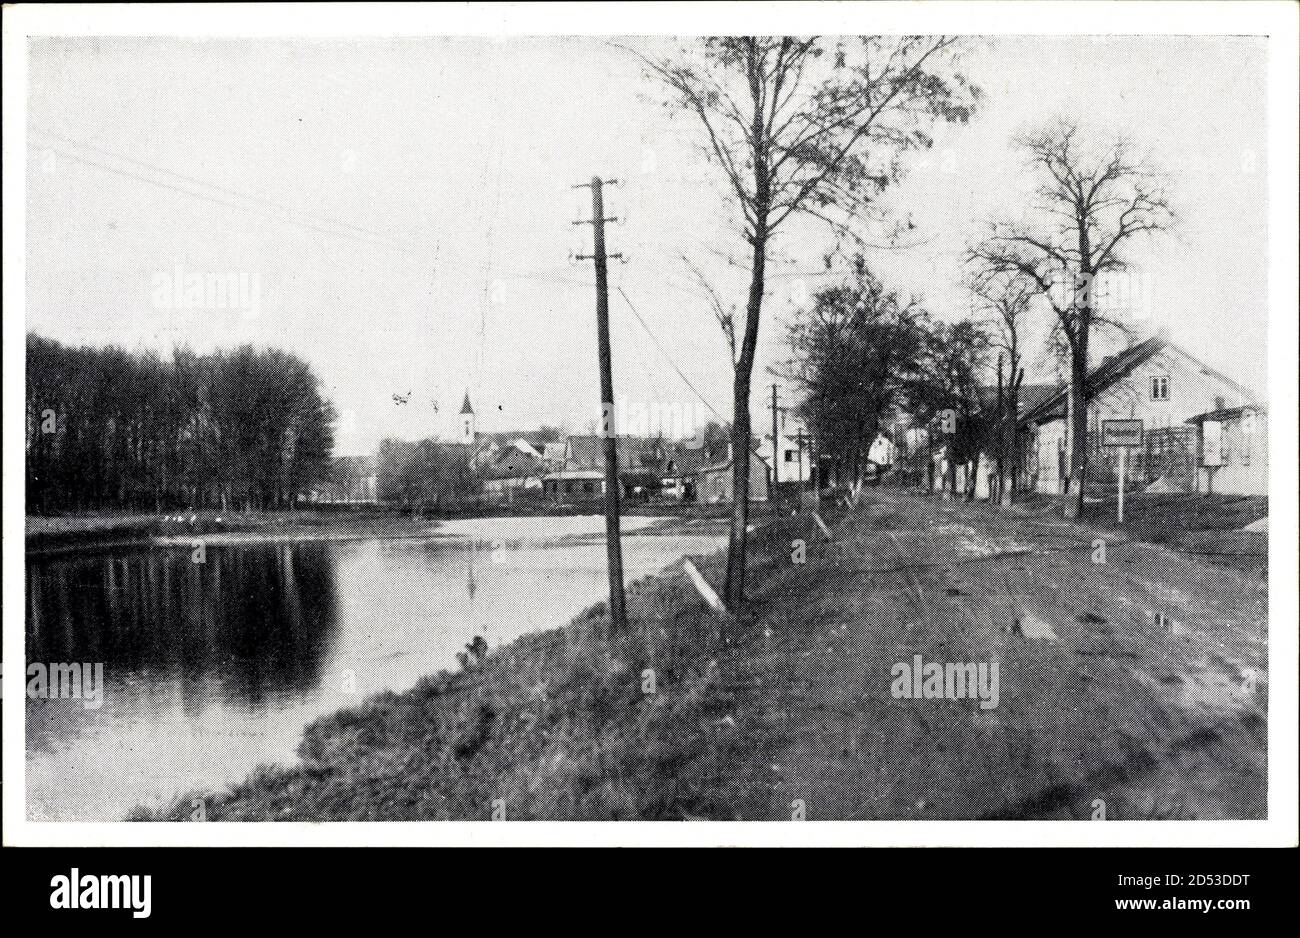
[770,384,780,489]
[574,176,626,632]
[794,427,806,507]
[995,353,1005,505]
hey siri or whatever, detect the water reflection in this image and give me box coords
[27,542,339,715]
[25,520,722,821]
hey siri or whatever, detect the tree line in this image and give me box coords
[635,35,1170,613]
[375,437,481,509]
[27,334,336,513]
[777,265,991,494]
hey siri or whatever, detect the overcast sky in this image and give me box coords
[26,35,1267,455]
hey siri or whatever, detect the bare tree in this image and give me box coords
[967,270,1036,504]
[968,120,1173,518]
[635,36,978,609]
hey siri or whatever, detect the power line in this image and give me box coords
[32,126,420,249]
[32,131,426,258]
[613,284,725,423]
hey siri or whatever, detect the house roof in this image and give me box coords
[1019,335,1258,425]
[512,438,543,460]
[1185,403,1268,425]
[485,444,543,479]
[701,444,771,475]
[663,443,711,476]
[565,435,668,473]
[976,382,1061,415]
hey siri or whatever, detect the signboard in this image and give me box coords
[1101,419,1143,448]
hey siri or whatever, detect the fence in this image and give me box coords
[1086,426,1197,492]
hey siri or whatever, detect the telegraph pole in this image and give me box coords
[574,176,626,633]
[770,384,780,489]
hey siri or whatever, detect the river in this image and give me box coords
[24,515,723,821]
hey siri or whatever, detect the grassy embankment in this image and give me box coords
[135,506,791,821]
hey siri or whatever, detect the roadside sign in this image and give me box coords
[1100,420,1142,524]
[1101,419,1143,448]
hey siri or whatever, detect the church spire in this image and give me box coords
[458,390,476,445]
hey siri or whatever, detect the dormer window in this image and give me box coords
[1150,375,1170,401]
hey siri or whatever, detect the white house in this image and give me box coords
[761,406,813,487]
[1020,334,1260,495]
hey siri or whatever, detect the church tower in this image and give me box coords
[459,391,476,446]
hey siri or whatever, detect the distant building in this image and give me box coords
[761,406,813,486]
[542,434,668,501]
[659,441,712,501]
[481,441,545,502]
[697,442,771,503]
[541,441,567,466]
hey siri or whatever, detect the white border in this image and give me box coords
[4,1,1297,848]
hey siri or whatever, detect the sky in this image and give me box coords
[26,35,1268,455]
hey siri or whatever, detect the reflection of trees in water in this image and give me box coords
[26,543,339,710]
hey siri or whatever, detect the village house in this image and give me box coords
[1018,333,1261,495]
[696,441,772,503]
[541,434,667,501]
[450,392,564,502]
[659,440,711,501]
[760,406,814,489]
[481,441,546,502]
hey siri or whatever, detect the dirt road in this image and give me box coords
[759,490,1267,820]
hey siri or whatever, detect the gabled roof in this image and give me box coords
[485,444,543,479]
[565,435,669,473]
[1186,403,1267,425]
[1020,335,1258,425]
[663,443,709,476]
[977,382,1061,415]
[1017,383,1061,415]
[701,443,771,474]
[512,438,544,460]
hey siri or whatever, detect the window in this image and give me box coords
[1150,376,1170,401]
[784,450,796,463]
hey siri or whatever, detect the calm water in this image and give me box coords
[25,516,722,820]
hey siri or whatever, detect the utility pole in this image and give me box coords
[574,176,626,633]
[770,384,780,489]
[794,427,806,508]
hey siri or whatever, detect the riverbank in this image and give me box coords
[134,489,1266,821]
[26,501,733,555]
[135,517,783,821]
